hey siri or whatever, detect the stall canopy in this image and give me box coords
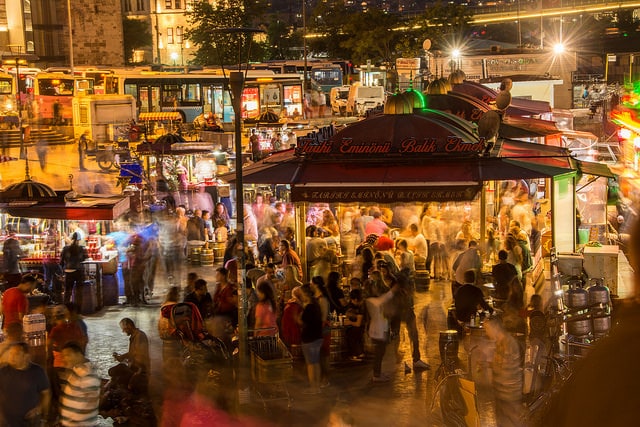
[219,111,577,203]
[136,133,214,155]
[0,194,130,220]
[138,112,182,121]
[452,80,552,116]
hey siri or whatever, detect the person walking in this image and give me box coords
[483,315,523,427]
[60,232,88,308]
[299,284,323,394]
[2,226,23,288]
[58,342,101,427]
[0,342,51,426]
[365,277,398,382]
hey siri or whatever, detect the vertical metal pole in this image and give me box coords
[229,71,247,366]
[302,0,308,95]
[67,0,74,73]
[16,56,25,160]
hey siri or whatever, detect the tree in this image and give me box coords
[266,19,301,59]
[185,0,269,66]
[340,10,404,65]
[411,2,473,52]
[122,17,152,64]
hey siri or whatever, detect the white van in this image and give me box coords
[346,84,385,116]
[330,86,351,116]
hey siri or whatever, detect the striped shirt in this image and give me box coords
[59,360,101,426]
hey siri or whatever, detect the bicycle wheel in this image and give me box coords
[97,157,114,171]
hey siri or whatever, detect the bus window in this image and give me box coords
[0,78,12,94]
[163,84,181,106]
[183,83,201,102]
[260,83,281,115]
[38,78,75,96]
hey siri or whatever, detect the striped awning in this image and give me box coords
[138,112,182,121]
[0,155,18,163]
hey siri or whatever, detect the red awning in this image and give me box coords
[138,112,182,121]
[1,196,130,220]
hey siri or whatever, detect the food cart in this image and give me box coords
[1,177,130,311]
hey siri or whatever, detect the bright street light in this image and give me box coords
[170,51,178,65]
[553,43,565,55]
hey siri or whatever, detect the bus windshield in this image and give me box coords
[0,78,12,95]
[38,78,75,96]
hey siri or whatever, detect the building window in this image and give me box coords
[175,0,182,8]
[167,27,174,45]
[136,0,144,11]
[123,0,132,12]
[165,0,172,8]
[176,26,183,45]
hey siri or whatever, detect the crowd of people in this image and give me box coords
[0,270,153,425]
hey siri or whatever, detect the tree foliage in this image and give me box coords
[122,17,152,64]
[185,0,269,66]
[307,2,472,65]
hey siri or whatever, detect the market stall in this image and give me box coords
[221,98,577,279]
[0,173,129,310]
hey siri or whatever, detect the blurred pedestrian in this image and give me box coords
[2,226,23,288]
[0,342,51,425]
[483,315,523,427]
[60,232,88,307]
[36,137,48,171]
[59,342,100,426]
[1,274,37,330]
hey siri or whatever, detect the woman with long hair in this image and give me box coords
[254,281,278,336]
[212,202,230,230]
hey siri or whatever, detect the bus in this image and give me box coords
[73,68,115,95]
[0,72,15,113]
[25,72,95,123]
[249,60,344,94]
[104,68,304,124]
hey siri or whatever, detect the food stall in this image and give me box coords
[220,93,613,286]
[0,172,130,311]
[135,133,231,213]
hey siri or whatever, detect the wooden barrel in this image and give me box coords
[76,281,97,315]
[330,327,346,363]
[190,247,201,266]
[102,274,119,306]
[213,243,226,263]
[200,249,214,266]
[439,330,459,362]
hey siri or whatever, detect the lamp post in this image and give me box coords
[213,27,264,388]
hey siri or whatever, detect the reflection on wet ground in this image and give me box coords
[84,265,498,426]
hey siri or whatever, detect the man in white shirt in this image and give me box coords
[406,223,428,270]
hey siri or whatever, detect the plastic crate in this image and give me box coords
[23,314,46,333]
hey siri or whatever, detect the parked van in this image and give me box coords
[346,84,385,116]
[330,86,351,116]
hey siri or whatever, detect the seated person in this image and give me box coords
[344,289,366,361]
[454,270,493,323]
[184,279,214,319]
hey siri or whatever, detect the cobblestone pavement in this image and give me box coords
[83,263,498,427]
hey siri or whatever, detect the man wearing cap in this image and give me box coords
[1,274,37,330]
[60,232,88,307]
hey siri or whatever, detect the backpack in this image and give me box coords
[517,239,533,273]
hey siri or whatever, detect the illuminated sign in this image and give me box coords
[295,135,485,156]
[292,185,481,202]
